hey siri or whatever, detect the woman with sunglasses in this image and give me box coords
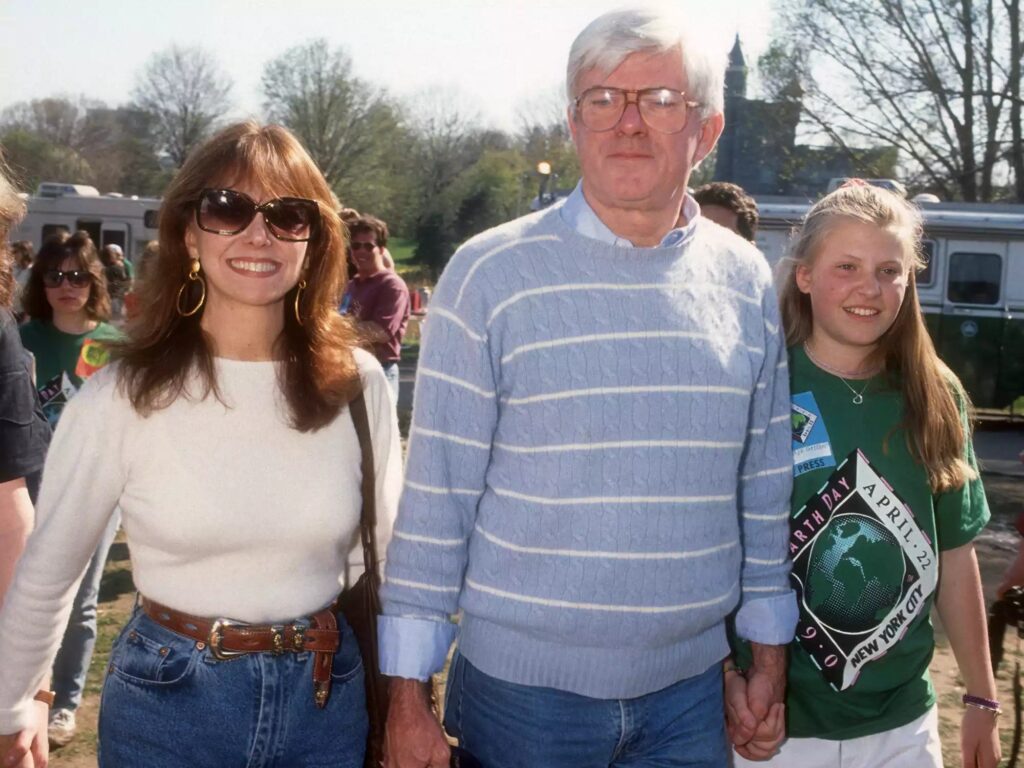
[17,230,123,750]
[20,231,121,426]
[0,121,401,768]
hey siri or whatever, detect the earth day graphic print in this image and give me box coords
[789,450,938,691]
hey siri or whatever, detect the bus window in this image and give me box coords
[76,220,101,247]
[947,252,1001,305]
[918,240,935,286]
[41,224,70,242]
[101,230,127,250]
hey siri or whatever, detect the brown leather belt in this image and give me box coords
[140,596,340,709]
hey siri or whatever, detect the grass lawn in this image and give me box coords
[388,237,417,267]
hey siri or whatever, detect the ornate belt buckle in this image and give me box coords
[208,618,250,660]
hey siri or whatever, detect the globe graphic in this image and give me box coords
[804,515,905,633]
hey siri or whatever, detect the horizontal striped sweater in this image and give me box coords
[380,203,796,698]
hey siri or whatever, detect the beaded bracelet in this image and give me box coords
[962,694,1001,716]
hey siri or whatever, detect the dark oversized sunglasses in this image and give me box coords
[42,269,91,288]
[349,241,378,252]
[195,188,320,242]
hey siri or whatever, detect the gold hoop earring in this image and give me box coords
[293,279,307,326]
[176,258,206,317]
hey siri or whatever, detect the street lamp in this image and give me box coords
[537,161,552,208]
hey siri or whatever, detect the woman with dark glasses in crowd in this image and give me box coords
[20,231,121,426]
[0,121,401,767]
[17,230,122,749]
[0,155,51,768]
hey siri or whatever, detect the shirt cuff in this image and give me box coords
[378,615,457,680]
[735,590,799,645]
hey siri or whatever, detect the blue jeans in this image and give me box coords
[381,361,400,403]
[98,607,367,767]
[52,511,120,711]
[444,652,727,767]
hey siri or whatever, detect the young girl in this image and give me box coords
[730,183,999,767]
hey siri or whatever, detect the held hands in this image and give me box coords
[0,700,49,768]
[384,678,450,768]
[725,645,787,761]
[960,706,1000,768]
[725,667,785,761]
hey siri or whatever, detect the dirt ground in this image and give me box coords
[47,471,1024,768]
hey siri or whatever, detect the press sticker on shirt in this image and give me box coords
[791,391,836,477]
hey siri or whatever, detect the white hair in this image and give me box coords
[566,6,725,118]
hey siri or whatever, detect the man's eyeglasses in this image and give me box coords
[42,269,91,289]
[573,87,701,134]
[349,241,378,253]
[195,188,320,242]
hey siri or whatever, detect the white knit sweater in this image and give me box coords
[0,348,401,732]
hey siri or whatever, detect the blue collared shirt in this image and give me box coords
[558,181,701,248]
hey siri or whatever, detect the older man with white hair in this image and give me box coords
[380,8,797,767]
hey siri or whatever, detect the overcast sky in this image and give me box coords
[0,0,775,131]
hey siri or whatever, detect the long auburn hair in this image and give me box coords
[777,184,974,493]
[116,121,361,432]
[0,154,25,309]
[23,230,112,322]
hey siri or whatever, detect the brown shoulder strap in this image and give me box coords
[348,392,380,579]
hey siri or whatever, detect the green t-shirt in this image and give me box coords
[740,345,989,740]
[19,319,122,426]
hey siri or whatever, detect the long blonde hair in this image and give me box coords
[777,184,974,493]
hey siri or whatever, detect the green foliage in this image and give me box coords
[0,128,92,192]
[0,101,169,196]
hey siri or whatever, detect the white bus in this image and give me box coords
[11,184,161,263]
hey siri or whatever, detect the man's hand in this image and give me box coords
[745,643,786,723]
[384,678,450,768]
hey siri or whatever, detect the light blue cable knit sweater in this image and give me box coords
[380,201,796,698]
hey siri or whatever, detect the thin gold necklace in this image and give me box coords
[803,343,878,405]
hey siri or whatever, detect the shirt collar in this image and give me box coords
[559,181,699,248]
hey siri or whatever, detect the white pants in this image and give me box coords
[732,705,942,768]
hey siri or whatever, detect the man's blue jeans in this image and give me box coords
[52,511,120,711]
[444,652,728,767]
[98,607,367,766]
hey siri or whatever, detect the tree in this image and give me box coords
[78,107,168,196]
[769,0,1022,201]
[0,97,98,150]
[1008,0,1023,200]
[132,45,232,167]
[261,39,403,211]
[0,128,91,192]
[402,88,487,276]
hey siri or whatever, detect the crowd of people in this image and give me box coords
[0,6,1013,768]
